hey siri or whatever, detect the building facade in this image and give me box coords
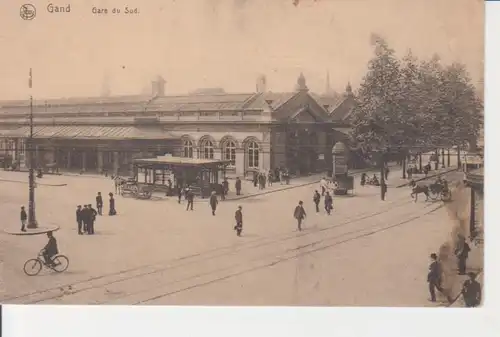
[0,75,353,178]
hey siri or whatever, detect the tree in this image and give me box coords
[350,34,403,147]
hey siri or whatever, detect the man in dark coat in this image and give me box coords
[96,192,103,216]
[42,231,58,267]
[234,205,243,236]
[462,272,481,307]
[455,236,471,275]
[235,177,242,196]
[82,205,89,232]
[293,201,306,231]
[177,185,183,204]
[209,191,218,216]
[313,190,321,213]
[76,205,83,235]
[20,206,27,232]
[324,192,333,215]
[427,253,450,302]
[222,178,229,201]
[87,204,97,234]
[186,188,194,211]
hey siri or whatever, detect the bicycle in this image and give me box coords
[23,250,69,276]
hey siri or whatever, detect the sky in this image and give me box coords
[0,0,484,100]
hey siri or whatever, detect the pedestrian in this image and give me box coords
[108,192,117,216]
[455,236,471,275]
[87,204,97,234]
[222,178,229,201]
[234,205,243,236]
[82,205,89,232]
[427,253,451,303]
[253,172,258,188]
[462,272,481,307]
[209,191,218,216]
[96,192,103,216]
[268,170,273,187]
[20,206,27,232]
[381,181,387,201]
[177,184,183,203]
[293,201,306,231]
[360,173,366,187]
[320,177,327,195]
[186,188,194,211]
[313,190,321,213]
[384,166,390,180]
[235,177,242,196]
[324,192,333,215]
[76,205,83,235]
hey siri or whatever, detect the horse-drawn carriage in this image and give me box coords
[116,177,155,200]
[410,178,452,202]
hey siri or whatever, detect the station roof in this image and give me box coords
[0,125,177,140]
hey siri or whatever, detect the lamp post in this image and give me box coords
[27,94,38,229]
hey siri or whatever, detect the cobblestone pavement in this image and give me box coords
[0,169,461,306]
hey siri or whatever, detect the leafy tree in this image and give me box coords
[350,34,402,148]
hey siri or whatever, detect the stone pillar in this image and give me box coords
[97,150,103,174]
[235,148,245,177]
[261,144,271,172]
[113,151,119,175]
[67,150,72,169]
[81,151,87,172]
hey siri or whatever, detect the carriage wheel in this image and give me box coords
[428,190,439,201]
[441,190,452,202]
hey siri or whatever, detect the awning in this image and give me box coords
[0,125,177,140]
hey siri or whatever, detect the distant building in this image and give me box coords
[0,74,353,178]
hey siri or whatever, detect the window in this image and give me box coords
[247,141,259,169]
[222,140,236,166]
[200,139,214,159]
[183,139,193,158]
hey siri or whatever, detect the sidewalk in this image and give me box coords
[0,171,68,187]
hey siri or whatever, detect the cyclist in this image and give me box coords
[41,231,58,267]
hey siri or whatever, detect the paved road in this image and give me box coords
[0,170,460,306]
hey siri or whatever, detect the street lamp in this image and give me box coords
[27,94,38,229]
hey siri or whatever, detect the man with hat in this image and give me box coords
[427,253,450,302]
[462,272,481,307]
[293,201,306,231]
[209,190,218,216]
[20,206,27,232]
[76,205,83,235]
[234,205,243,236]
[186,187,194,211]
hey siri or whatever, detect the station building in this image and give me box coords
[0,74,354,178]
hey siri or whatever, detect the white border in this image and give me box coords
[3,3,500,337]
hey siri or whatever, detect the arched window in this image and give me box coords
[222,140,236,166]
[183,139,194,158]
[200,139,214,159]
[247,141,259,169]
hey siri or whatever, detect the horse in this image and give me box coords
[112,176,127,195]
[411,184,429,202]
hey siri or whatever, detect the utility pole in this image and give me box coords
[27,69,38,229]
[380,150,387,201]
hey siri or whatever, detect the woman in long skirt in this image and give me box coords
[108,192,117,216]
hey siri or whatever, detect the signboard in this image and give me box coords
[332,155,347,175]
[318,154,325,160]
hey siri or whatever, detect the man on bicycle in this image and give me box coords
[42,231,58,267]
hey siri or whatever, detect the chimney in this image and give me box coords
[152,76,166,96]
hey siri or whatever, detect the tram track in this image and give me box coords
[26,200,440,304]
[3,172,457,304]
[3,195,415,304]
[134,203,444,305]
